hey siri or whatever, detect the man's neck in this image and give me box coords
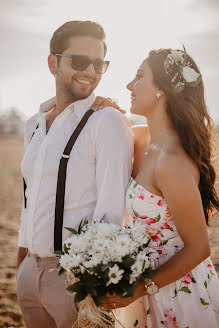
[54,92,76,116]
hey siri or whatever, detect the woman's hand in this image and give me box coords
[99,280,146,310]
[92,96,126,114]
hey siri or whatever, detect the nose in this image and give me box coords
[126,79,134,92]
[83,63,96,75]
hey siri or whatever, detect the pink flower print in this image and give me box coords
[204,258,212,268]
[151,233,161,242]
[136,187,145,200]
[146,217,157,225]
[139,216,148,220]
[161,222,171,230]
[182,273,193,285]
[157,199,166,207]
[163,308,179,328]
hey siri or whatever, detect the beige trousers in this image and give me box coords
[16,252,77,328]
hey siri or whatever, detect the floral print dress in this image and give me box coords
[115,177,219,328]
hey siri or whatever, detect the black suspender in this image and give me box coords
[22,108,94,252]
[54,108,94,251]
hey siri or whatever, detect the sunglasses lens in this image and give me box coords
[70,55,109,74]
[71,55,91,71]
[94,59,109,74]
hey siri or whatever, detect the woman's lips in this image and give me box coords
[131,95,136,102]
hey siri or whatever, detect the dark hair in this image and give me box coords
[50,20,107,56]
[147,48,219,224]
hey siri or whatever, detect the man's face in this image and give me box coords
[54,36,105,101]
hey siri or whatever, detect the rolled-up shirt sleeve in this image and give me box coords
[92,107,134,225]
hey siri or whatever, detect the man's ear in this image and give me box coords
[48,54,57,75]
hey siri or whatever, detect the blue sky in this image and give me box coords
[0,0,219,122]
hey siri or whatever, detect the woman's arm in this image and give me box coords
[151,153,210,288]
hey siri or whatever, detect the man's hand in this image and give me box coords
[17,247,28,270]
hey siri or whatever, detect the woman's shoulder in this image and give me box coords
[132,124,149,138]
[132,124,150,149]
[155,146,199,185]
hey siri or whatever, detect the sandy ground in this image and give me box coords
[0,137,218,328]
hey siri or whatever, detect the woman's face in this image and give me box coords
[127,59,159,117]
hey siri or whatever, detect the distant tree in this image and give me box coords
[0,108,25,136]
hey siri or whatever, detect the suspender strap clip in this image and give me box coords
[62,154,70,159]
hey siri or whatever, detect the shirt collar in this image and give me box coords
[39,93,95,120]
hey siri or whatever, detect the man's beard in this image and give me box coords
[63,78,96,102]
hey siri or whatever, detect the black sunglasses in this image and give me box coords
[55,54,110,74]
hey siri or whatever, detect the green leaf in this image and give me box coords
[188,75,202,87]
[140,268,156,280]
[200,298,210,306]
[159,240,168,246]
[85,287,98,296]
[78,218,89,234]
[54,250,64,255]
[192,277,196,283]
[210,270,215,276]
[66,282,86,293]
[64,244,70,253]
[179,287,191,294]
[74,291,87,303]
[208,274,210,279]
[133,182,138,188]
[134,320,138,327]
[122,256,135,268]
[133,210,140,217]
[174,289,177,297]
[204,281,207,289]
[64,227,78,235]
[129,194,133,199]
[58,267,66,276]
[155,214,161,222]
[56,262,60,269]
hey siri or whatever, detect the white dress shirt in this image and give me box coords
[18,93,134,257]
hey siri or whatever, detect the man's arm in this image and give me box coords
[92,107,134,225]
[17,247,28,269]
[16,115,37,269]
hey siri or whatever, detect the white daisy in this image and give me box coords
[108,265,124,285]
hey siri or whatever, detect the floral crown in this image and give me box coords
[163,46,202,94]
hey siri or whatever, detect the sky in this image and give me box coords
[0,0,219,122]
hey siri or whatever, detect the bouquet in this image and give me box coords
[56,219,158,327]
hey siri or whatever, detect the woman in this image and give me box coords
[93,48,219,327]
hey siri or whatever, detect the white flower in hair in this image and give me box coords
[167,51,184,64]
[182,66,201,83]
[108,264,124,285]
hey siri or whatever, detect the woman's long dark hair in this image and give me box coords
[147,48,219,224]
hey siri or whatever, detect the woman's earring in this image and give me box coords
[156,92,161,99]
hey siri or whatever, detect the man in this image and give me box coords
[16,21,133,327]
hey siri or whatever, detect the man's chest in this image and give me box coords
[21,122,96,182]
